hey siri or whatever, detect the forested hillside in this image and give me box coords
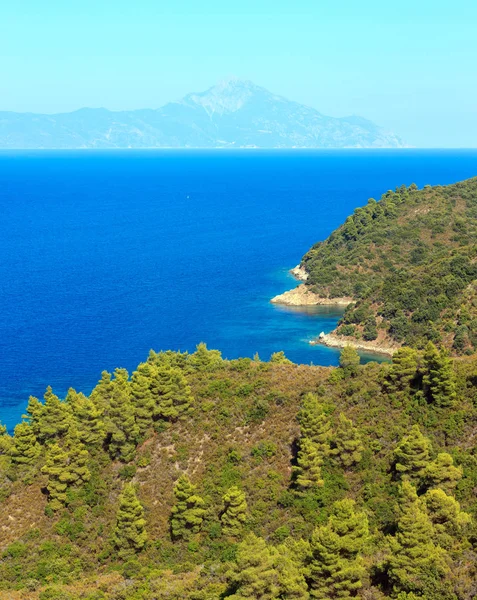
[1,343,477,599]
[301,177,477,352]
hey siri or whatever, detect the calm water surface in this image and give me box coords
[1,149,477,428]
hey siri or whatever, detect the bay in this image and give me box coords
[1,149,477,429]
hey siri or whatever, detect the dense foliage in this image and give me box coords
[1,341,477,599]
[301,177,477,352]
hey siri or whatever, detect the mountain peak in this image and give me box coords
[182,78,272,116]
[0,80,406,149]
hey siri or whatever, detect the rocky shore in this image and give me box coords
[290,264,309,281]
[271,284,353,307]
[311,332,397,356]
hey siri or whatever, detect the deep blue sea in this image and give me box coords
[1,149,477,430]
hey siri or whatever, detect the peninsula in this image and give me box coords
[272,177,477,355]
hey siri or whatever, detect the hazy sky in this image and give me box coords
[1,0,476,147]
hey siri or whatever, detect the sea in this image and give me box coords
[1,149,477,430]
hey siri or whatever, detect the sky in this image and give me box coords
[1,0,476,147]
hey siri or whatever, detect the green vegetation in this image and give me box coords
[301,177,477,352]
[1,340,477,598]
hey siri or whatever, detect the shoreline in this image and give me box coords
[271,266,396,358]
[271,283,353,307]
[311,332,397,356]
[271,265,353,307]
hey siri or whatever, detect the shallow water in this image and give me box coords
[1,149,477,429]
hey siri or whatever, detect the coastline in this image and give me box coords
[311,332,397,356]
[271,283,353,307]
[271,265,396,358]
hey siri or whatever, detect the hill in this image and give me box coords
[1,344,477,598]
[274,177,477,354]
[0,80,405,149]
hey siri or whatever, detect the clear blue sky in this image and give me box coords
[1,0,476,146]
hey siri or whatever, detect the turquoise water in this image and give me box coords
[1,149,477,429]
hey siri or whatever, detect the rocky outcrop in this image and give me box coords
[311,332,398,356]
[271,284,352,307]
[290,264,309,281]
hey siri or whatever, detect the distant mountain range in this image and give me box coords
[0,80,405,149]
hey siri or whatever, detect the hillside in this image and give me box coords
[283,177,477,353]
[0,80,405,149]
[1,344,477,598]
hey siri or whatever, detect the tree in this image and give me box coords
[363,317,378,341]
[41,427,90,510]
[423,452,462,493]
[386,347,420,391]
[297,393,331,456]
[292,437,324,491]
[105,368,139,462]
[0,422,12,454]
[422,342,457,407]
[226,533,280,599]
[130,362,156,436]
[309,499,369,598]
[66,389,105,448]
[424,488,471,546]
[41,442,70,510]
[22,395,44,436]
[388,481,448,595]
[330,413,364,468]
[188,342,223,371]
[339,346,360,377]
[393,425,432,482]
[154,366,194,422]
[270,351,293,365]
[37,386,71,443]
[221,486,248,536]
[10,422,41,465]
[113,483,147,559]
[90,370,115,414]
[275,544,309,599]
[170,475,205,540]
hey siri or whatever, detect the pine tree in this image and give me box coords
[41,426,90,510]
[424,488,471,544]
[292,437,324,491]
[309,499,368,598]
[90,370,115,414]
[423,452,462,493]
[22,395,44,436]
[227,533,280,599]
[393,425,432,482]
[41,442,70,510]
[131,362,156,436]
[67,389,105,448]
[270,351,293,364]
[275,544,309,600]
[10,422,41,465]
[153,366,194,422]
[386,347,419,391]
[221,486,248,536]
[330,413,364,468]
[423,342,457,407]
[37,386,71,443]
[339,346,360,377]
[0,422,12,454]
[113,483,147,559]
[170,474,205,540]
[105,368,139,462]
[188,342,223,371]
[388,481,448,595]
[297,393,331,455]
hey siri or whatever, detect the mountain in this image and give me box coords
[0,79,405,149]
[280,177,477,353]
